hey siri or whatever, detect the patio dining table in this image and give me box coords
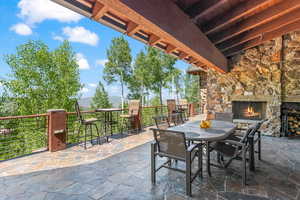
[168,120,237,176]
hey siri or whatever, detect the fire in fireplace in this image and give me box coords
[232,101,267,120]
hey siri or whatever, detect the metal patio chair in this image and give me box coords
[151,128,202,196]
[215,112,233,122]
[178,99,189,121]
[167,99,185,125]
[171,113,185,126]
[120,100,141,134]
[153,115,171,130]
[75,101,100,149]
[209,121,262,185]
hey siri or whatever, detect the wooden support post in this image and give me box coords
[47,109,67,152]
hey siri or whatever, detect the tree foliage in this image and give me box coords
[128,50,150,104]
[146,47,177,106]
[2,40,81,115]
[91,81,112,109]
[103,36,132,109]
[184,69,199,103]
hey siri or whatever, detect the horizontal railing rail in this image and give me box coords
[0,103,194,160]
[0,114,48,161]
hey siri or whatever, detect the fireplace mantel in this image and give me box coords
[230,95,274,103]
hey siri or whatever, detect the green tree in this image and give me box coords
[128,49,151,105]
[103,36,132,110]
[2,40,81,115]
[184,70,199,103]
[91,81,112,109]
[168,68,183,102]
[146,47,177,108]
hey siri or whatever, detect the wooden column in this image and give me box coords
[47,109,67,152]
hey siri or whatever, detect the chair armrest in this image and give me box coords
[187,143,201,152]
[235,127,247,131]
[222,139,244,147]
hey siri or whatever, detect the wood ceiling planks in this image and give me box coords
[52,0,300,72]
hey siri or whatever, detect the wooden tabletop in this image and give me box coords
[95,108,122,112]
[168,120,237,142]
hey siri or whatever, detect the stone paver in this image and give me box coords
[0,120,300,200]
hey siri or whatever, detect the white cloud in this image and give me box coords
[96,59,108,67]
[62,26,99,46]
[80,87,89,93]
[18,0,82,25]
[10,23,32,36]
[88,83,97,88]
[76,53,90,70]
[53,35,64,42]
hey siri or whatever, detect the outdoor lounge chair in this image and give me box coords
[151,128,202,196]
[120,100,140,134]
[75,101,100,149]
[209,121,262,185]
[153,115,171,129]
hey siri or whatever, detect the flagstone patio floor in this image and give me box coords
[0,122,300,200]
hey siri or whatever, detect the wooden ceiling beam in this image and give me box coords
[149,34,162,46]
[179,51,188,59]
[203,0,274,34]
[223,20,300,57]
[209,0,300,44]
[166,44,177,53]
[186,0,222,20]
[117,0,227,72]
[77,0,93,8]
[92,1,107,21]
[126,21,139,36]
[217,8,300,51]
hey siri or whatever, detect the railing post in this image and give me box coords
[47,109,67,152]
[189,103,195,117]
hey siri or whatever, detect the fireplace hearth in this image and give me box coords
[232,101,267,120]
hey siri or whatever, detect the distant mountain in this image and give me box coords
[79,96,121,109]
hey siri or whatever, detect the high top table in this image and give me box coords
[169,120,237,176]
[95,108,122,136]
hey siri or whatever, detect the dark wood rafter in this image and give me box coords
[187,0,222,20]
[202,0,275,34]
[224,20,300,57]
[118,0,228,72]
[217,8,300,51]
[209,0,300,44]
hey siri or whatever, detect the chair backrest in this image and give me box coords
[75,101,83,123]
[153,115,170,129]
[240,122,261,143]
[171,113,184,126]
[215,112,233,122]
[128,100,140,116]
[167,99,177,114]
[152,128,187,160]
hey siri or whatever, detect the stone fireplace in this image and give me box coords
[232,101,267,121]
[200,31,300,136]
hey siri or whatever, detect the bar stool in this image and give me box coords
[75,101,100,149]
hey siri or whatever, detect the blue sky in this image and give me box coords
[0,0,189,99]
